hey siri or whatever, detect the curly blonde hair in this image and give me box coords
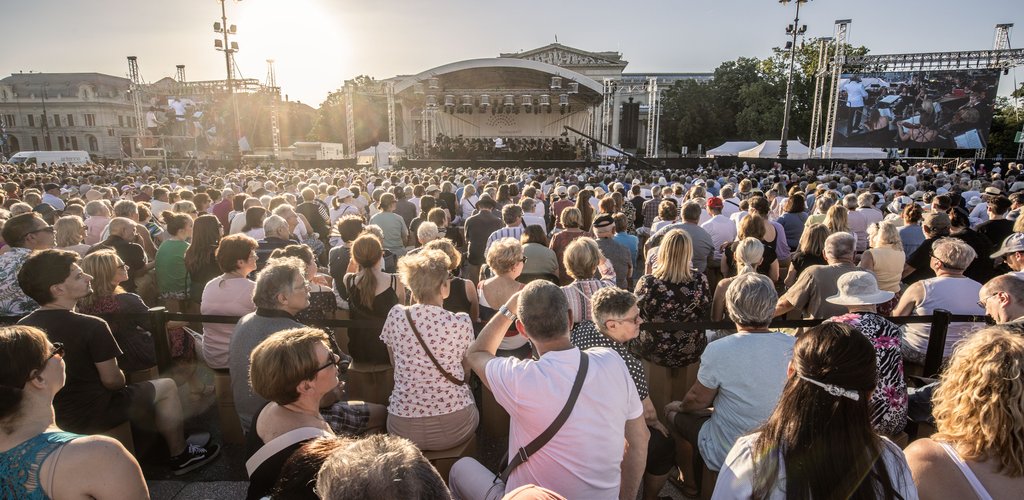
[932,326,1024,476]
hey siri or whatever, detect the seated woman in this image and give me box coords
[711,238,764,322]
[246,327,340,500]
[858,221,905,316]
[316,435,449,499]
[665,273,795,495]
[714,322,917,498]
[520,224,560,281]
[826,271,909,437]
[54,215,91,256]
[0,325,149,499]
[269,244,339,328]
[380,250,478,451]
[905,326,1024,499]
[784,223,829,288]
[79,249,157,373]
[423,238,479,321]
[200,234,258,371]
[477,238,528,358]
[561,237,617,327]
[339,234,406,367]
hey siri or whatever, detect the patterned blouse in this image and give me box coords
[571,321,648,400]
[379,304,475,418]
[630,272,711,368]
[828,312,909,436]
[0,248,38,316]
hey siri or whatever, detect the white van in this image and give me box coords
[8,150,91,166]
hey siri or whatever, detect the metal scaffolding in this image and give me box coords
[345,83,356,159]
[265,59,281,159]
[600,78,615,145]
[645,77,661,158]
[807,37,832,155]
[820,19,851,159]
[126,56,147,155]
[386,82,397,145]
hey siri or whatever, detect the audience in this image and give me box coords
[316,434,451,499]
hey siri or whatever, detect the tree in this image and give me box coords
[986,97,1023,158]
[307,75,392,150]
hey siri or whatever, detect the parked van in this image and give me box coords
[8,150,91,166]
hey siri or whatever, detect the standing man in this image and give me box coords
[0,213,56,317]
[593,215,633,289]
[843,76,869,131]
[451,281,647,499]
[464,197,503,284]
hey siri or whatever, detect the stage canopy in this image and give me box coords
[707,141,759,157]
[738,140,810,159]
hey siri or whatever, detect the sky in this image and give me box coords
[2,0,1021,107]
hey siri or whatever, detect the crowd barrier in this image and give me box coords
[1,308,986,382]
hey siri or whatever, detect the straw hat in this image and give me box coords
[826,271,895,306]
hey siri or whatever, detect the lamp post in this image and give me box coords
[214,0,242,161]
[778,0,808,160]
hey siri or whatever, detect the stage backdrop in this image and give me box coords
[832,69,1000,150]
[430,109,593,138]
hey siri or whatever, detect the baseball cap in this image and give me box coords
[922,211,951,230]
[991,233,1024,259]
[706,197,724,209]
[592,214,615,229]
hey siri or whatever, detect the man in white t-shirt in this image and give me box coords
[451,281,647,500]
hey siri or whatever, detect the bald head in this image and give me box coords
[109,217,137,239]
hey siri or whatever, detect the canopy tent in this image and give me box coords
[811,147,889,160]
[737,140,809,159]
[706,141,759,157]
[356,142,405,167]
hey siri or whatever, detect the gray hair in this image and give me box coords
[857,191,875,208]
[263,214,290,238]
[252,256,304,309]
[113,199,138,218]
[824,232,856,261]
[416,221,439,245]
[591,287,637,334]
[517,280,569,341]
[843,193,858,210]
[932,237,976,271]
[725,273,778,328]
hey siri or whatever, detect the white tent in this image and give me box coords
[356,142,405,167]
[706,141,759,157]
[810,147,889,160]
[737,140,809,159]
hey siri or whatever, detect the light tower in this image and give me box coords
[778,0,809,160]
[265,59,281,159]
[214,0,242,160]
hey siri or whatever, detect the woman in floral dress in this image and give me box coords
[826,271,908,437]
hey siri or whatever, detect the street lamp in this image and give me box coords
[778,0,808,160]
[214,0,242,160]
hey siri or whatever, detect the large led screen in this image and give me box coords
[832,69,1000,149]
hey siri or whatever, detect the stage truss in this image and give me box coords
[816,22,1024,158]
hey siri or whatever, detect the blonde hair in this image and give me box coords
[733,237,764,275]
[868,221,902,251]
[560,207,583,229]
[799,223,830,257]
[423,238,461,270]
[564,237,601,280]
[738,213,766,240]
[398,249,450,303]
[485,237,524,275]
[79,249,125,307]
[249,327,330,405]
[54,215,86,247]
[824,205,850,234]
[1014,216,1024,233]
[653,229,694,283]
[933,326,1024,476]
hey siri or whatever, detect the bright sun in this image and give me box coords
[234,0,350,89]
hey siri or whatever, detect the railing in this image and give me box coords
[5,309,990,381]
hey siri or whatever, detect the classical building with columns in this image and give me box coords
[0,72,138,159]
[375,43,712,156]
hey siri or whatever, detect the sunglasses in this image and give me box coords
[45,342,65,364]
[26,226,55,237]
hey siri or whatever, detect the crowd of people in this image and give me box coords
[423,135,594,161]
[0,156,1022,499]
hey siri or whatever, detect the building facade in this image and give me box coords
[0,72,138,159]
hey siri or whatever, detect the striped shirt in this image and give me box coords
[485,225,526,252]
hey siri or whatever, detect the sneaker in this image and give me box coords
[170,443,221,475]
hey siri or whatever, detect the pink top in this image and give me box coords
[84,216,110,245]
[379,304,475,418]
[201,275,256,369]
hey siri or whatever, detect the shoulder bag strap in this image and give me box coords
[498,350,589,483]
[403,308,467,386]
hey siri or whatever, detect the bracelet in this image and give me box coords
[497,305,517,322]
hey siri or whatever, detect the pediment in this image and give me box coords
[501,43,628,68]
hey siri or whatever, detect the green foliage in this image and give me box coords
[986,97,1023,158]
[660,42,869,152]
[307,75,393,149]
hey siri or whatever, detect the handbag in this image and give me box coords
[497,350,589,483]
[403,308,467,386]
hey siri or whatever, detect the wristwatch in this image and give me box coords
[497,304,517,322]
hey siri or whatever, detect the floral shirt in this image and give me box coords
[571,321,648,400]
[0,248,38,317]
[379,304,475,418]
[829,312,908,436]
[630,272,710,368]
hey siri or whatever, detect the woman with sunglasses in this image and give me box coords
[245,327,340,500]
[0,325,149,499]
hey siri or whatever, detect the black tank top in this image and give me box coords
[442,277,472,316]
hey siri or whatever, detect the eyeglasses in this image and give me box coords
[312,351,341,377]
[978,292,1001,308]
[520,256,529,263]
[116,262,129,270]
[607,314,643,326]
[44,342,65,364]
[26,226,55,237]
